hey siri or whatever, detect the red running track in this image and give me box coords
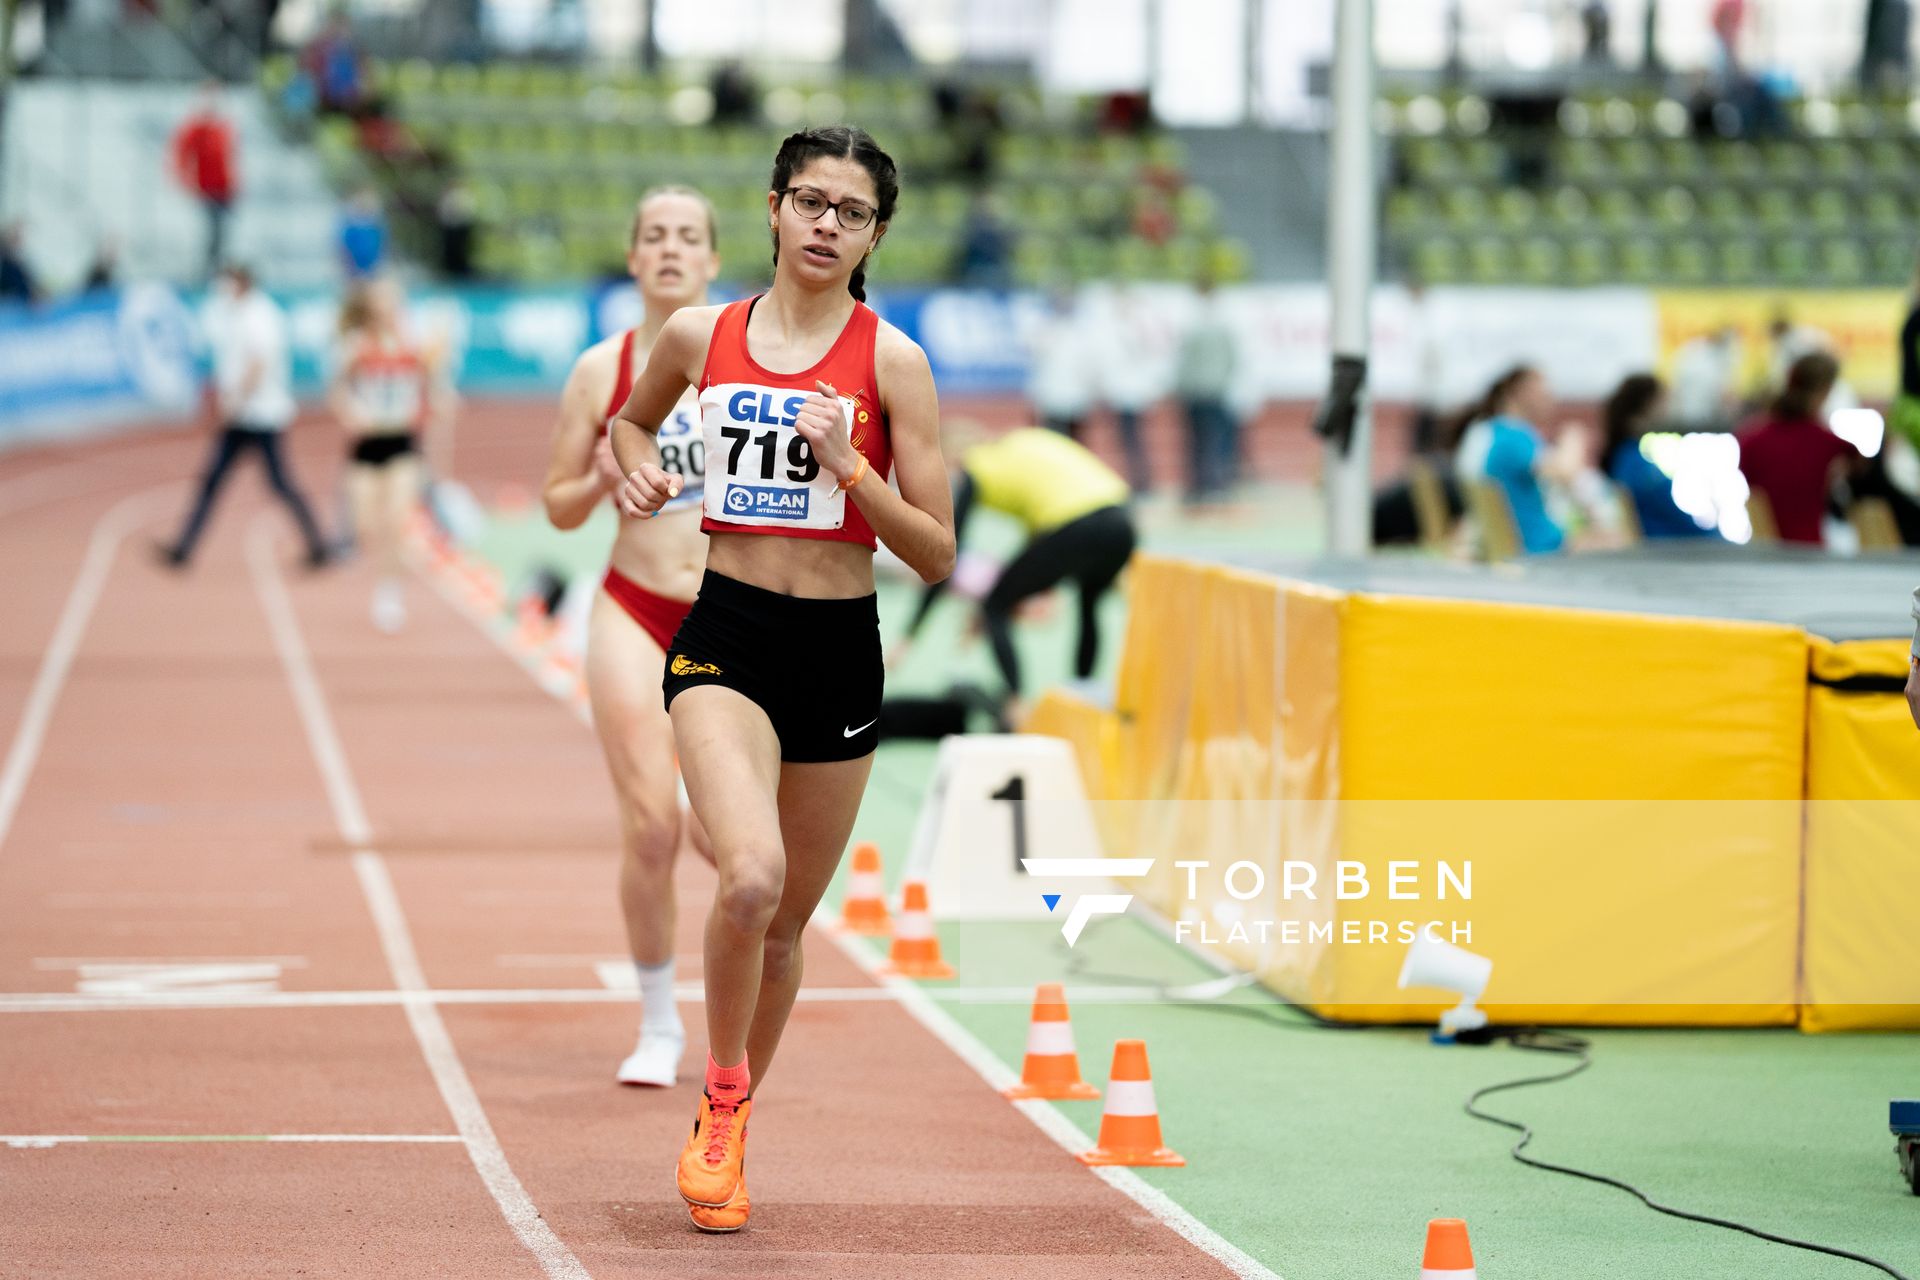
[0,410,1259,1278]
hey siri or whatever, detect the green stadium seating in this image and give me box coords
[1386,88,1919,287]
[315,60,1250,285]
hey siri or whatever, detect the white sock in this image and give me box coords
[636,959,683,1043]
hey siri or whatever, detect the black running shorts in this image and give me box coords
[349,432,419,467]
[662,570,883,763]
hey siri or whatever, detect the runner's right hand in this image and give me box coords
[618,463,681,518]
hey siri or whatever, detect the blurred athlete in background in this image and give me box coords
[330,276,452,632]
[543,188,720,1087]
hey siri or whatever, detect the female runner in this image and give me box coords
[330,276,450,632]
[609,126,954,1232]
[542,187,720,1086]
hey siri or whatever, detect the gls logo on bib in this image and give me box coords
[724,485,810,521]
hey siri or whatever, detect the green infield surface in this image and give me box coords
[473,495,1920,1280]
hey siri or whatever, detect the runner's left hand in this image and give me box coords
[793,380,860,485]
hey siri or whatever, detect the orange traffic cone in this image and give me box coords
[1003,983,1099,1100]
[513,596,551,650]
[839,843,889,935]
[840,844,890,936]
[1419,1219,1476,1278]
[1078,1039,1183,1167]
[881,881,954,979]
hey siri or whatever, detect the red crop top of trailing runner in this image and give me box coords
[694,293,893,550]
[342,336,431,430]
[604,329,638,423]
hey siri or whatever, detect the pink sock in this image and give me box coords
[706,1053,750,1105]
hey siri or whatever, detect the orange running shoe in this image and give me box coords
[687,1168,748,1233]
[677,1093,750,1208]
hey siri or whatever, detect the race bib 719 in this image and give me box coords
[698,382,854,530]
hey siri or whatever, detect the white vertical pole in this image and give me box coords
[1323,0,1376,556]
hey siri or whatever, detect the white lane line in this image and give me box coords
[246,524,590,1280]
[4,1134,464,1148]
[418,534,1281,1280]
[824,931,1283,1280]
[32,956,310,969]
[408,548,591,726]
[0,489,167,855]
[0,982,1178,1014]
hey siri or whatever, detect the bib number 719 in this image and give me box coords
[719,426,820,484]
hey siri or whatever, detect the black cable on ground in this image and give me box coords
[1056,916,1913,1279]
[1470,1030,1913,1280]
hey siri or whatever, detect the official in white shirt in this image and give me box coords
[1907,585,1919,731]
[161,263,330,567]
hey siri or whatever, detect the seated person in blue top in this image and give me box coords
[1600,373,1719,539]
[1452,364,1597,554]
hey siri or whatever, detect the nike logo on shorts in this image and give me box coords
[843,718,878,738]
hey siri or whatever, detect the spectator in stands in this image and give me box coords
[1175,275,1239,505]
[1131,191,1177,247]
[1582,1,1612,63]
[952,192,1013,288]
[1765,311,1831,398]
[1669,325,1743,432]
[1098,91,1152,135]
[934,84,1002,184]
[1453,365,1591,554]
[1862,0,1913,88]
[1736,352,1864,546]
[1892,255,1920,456]
[1095,283,1163,492]
[437,179,479,280]
[302,13,367,116]
[159,264,330,570]
[170,84,238,283]
[1405,277,1446,453]
[1908,585,1919,729]
[339,188,388,280]
[709,61,758,125]
[0,225,37,303]
[1028,288,1094,440]
[81,239,119,294]
[1602,374,1718,539]
[1711,0,1747,76]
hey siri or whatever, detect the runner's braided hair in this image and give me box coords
[768,126,898,303]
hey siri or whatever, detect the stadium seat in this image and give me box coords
[1493,189,1538,231]
[1770,239,1815,284]
[1718,237,1765,284]
[1412,238,1464,285]
[1546,185,1592,228]
[1465,480,1522,562]
[1565,237,1612,284]
[1668,239,1712,285]
[1652,186,1698,229]
[1821,240,1868,285]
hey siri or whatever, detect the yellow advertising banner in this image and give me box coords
[1655,289,1907,402]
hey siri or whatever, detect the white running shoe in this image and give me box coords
[371,582,407,634]
[616,1031,684,1087]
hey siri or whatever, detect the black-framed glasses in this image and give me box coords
[781,186,877,231]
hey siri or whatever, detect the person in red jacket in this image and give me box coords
[1735,352,1864,546]
[170,83,238,282]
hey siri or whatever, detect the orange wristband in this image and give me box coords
[838,454,870,493]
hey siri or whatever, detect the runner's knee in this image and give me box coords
[715,862,782,936]
[616,781,680,866]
